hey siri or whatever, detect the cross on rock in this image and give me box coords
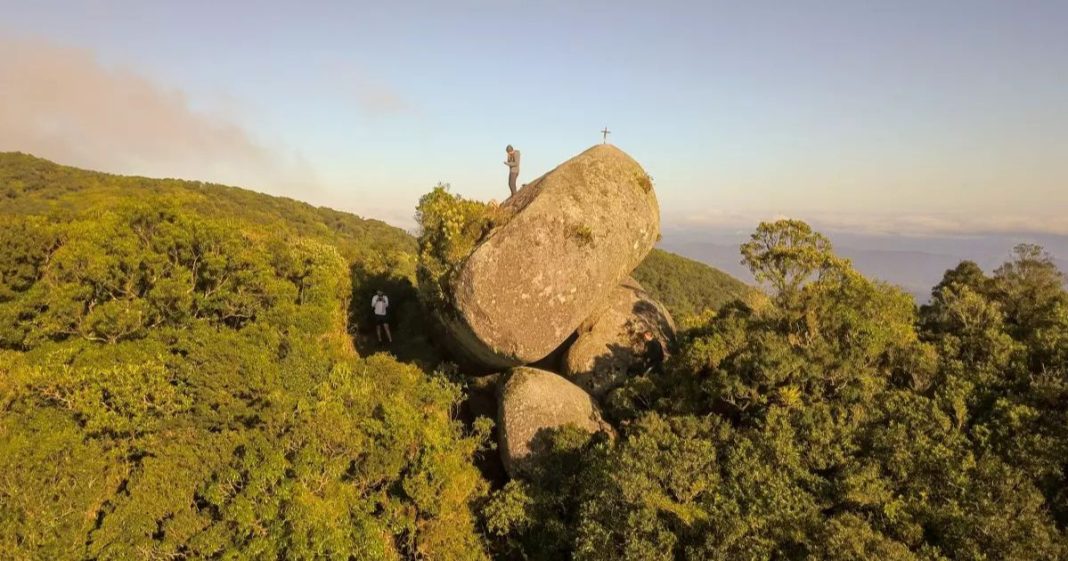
[601,126,611,144]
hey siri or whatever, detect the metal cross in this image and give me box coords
[601,126,611,144]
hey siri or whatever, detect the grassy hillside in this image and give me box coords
[633,248,751,319]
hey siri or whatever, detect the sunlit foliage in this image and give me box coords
[0,154,491,560]
[486,220,1068,561]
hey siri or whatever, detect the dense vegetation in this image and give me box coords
[482,220,1068,560]
[0,154,490,559]
[633,249,751,319]
[9,154,1062,560]
[0,155,749,560]
[0,152,441,362]
[413,184,499,318]
[0,153,415,265]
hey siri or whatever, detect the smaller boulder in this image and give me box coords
[562,278,675,398]
[498,367,612,476]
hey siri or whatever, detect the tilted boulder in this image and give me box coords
[446,144,660,368]
[562,278,675,398]
[498,367,613,476]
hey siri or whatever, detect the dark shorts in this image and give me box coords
[374,314,389,326]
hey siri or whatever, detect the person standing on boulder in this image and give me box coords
[371,290,393,344]
[504,144,521,196]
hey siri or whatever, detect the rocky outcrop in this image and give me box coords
[497,367,613,476]
[446,144,660,368]
[562,278,675,397]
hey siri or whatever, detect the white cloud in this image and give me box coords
[326,62,415,117]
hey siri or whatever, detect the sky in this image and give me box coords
[1,0,1066,236]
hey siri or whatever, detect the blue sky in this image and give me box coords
[2,0,1066,234]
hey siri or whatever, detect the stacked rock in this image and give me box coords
[562,277,675,399]
[441,144,674,477]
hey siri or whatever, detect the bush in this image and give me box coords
[414,184,496,315]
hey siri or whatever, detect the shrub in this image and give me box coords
[414,184,495,314]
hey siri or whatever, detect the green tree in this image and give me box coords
[486,220,1068,561]
[0,157,494,560]
[414,183,495,314]
[740,219,844,307]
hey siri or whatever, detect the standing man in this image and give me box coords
[371,290,393,344]
[504,144,521,196]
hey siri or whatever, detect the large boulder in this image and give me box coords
[562,278,675,397]
[498,367,613,476]
[446,144,660,368]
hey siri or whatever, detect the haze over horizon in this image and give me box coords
[2,0,1066,241]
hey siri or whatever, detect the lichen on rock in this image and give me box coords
[446,144,661,368]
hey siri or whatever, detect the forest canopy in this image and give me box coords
[3,154,1065,560]
[480,220,1068,560]
[0,154,490,559]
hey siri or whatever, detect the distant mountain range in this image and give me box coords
[661,226,1068,302]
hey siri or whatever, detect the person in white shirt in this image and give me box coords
[371,290,393,343]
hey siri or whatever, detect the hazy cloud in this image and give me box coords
[347,76,413,115]
[671,209,1068,237]
[327,62,414,117]
[0,36,318,195]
